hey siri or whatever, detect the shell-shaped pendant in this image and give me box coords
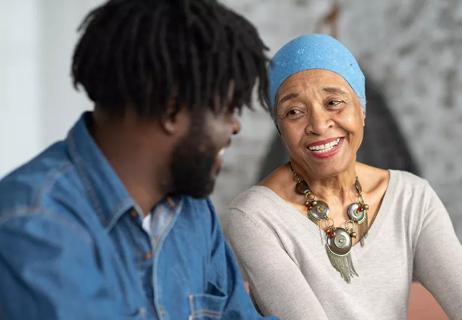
[307,200,329,221]
[347,202,366,223]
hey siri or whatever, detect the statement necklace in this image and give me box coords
[290,164,369,283]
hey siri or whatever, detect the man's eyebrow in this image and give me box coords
[278,92,299,105]
[322,87,349,96]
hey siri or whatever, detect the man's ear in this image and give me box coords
[160,104,189,135]
[362,109,366,127]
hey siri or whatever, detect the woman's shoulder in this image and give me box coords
[357,163,428,191]
[357,164,436,218]
[229,164,292,214]
[223,185,285,234]
[389,169,427,185]
[229,184,282,214]
[387,169,430,195]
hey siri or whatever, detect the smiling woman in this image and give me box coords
[221,34,462,320]
[276,70,365,180]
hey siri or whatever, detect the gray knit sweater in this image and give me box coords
[221,170,462,320]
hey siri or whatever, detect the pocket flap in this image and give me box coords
[189,282,228,319]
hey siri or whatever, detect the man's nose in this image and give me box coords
[231,114,241,135]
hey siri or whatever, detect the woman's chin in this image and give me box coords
[299,155,355,178]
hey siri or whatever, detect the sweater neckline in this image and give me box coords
[251,170,397,258]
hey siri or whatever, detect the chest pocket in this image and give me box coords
[188,282,227,320]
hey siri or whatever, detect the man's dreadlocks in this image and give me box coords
[72,0,269,118]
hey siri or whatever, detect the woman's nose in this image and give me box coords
[305,108,332,135]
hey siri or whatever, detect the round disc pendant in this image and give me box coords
[307,200,329,221]
[347,202,366,223]
[327,228,352,256]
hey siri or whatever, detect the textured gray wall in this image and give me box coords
[211,0,462,238]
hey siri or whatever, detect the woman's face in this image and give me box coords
[276,69,365,178]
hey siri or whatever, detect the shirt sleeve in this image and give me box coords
[0,212,122,320]
[222,207,328,320]
[412,182,462,319]
[205,200,278,320]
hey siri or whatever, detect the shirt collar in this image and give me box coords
[66,112,138,230]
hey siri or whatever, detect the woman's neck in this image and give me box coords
[290,161,358,204]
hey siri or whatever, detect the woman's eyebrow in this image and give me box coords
[322,87,349,96]
[278,92,299,105]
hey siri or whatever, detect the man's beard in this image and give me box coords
[169,115,219,198]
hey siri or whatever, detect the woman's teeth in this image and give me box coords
[308,138,341,153]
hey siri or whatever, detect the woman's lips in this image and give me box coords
[307,137,344,159]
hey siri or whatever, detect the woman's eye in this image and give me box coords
[327,100,344,107]
[285,108,304,119]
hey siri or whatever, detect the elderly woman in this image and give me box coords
[222,34,462,320]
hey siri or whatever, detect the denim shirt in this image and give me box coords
[0,113,276,320]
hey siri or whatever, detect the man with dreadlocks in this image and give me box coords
[0,0,277,319]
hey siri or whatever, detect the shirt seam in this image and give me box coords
[0,206,93,243]
[30,162,74,209]
[68,134,108,226]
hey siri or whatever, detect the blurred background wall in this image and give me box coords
[0,0,99,176]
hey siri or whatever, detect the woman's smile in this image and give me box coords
[306,137,344,159]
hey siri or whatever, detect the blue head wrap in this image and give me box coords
[268,34,366,116]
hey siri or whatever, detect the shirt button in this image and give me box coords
[143,251,153,260]
[129,210,138,218]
